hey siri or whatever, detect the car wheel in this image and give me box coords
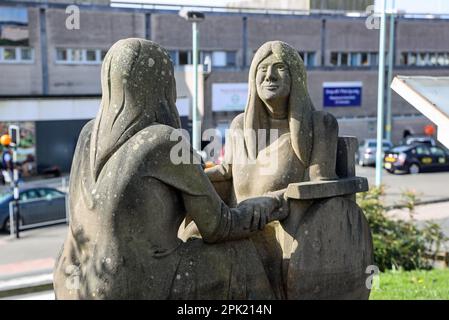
[408,163,420,175]
[3,217,24,233]
[358,158,365,166]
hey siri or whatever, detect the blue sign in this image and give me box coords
[323,82,362,107]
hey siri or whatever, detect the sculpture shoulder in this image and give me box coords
[79,119,95,143]
[312,110,338,131]
[73,120,95,158]
[130,124,188,156]
[230,113,245,130]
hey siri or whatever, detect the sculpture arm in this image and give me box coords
[143,130,286,243]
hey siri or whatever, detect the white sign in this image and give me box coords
[212,83,248,112]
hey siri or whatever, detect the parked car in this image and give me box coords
[384,144,449,174]
[356,139,393,166]
[0,187,66,232]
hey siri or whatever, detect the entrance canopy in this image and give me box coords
[391,76,449,148]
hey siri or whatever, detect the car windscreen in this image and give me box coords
[0,192,11,203]
[368,142,391,148]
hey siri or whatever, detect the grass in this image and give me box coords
[370,269,449,300]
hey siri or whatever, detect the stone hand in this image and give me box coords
[237,194,288,231]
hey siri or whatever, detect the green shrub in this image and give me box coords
[357,187,448,271]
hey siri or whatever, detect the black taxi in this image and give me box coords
[384,144,449,174]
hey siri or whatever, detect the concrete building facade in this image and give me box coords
[1,1,449,171]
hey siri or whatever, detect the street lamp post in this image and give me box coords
[385,0,396,143]
[179,10,205,151]
[375,0,387,187]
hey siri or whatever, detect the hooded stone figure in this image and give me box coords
[202,41,340,299]
[53,38,289,300]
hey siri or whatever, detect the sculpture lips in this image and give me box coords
[264,84,279,90]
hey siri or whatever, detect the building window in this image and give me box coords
[212,51,226,67]
[401,51,449,67]
[55,48,107,64]
[330,51,377,67]
[298,51,317,67]
[20,47,32,61]
[4,48,16,60]
[169,50,238,68]
[179,50,190,65]
[0,47,34,63]
[56,48,68,62]
[330,52,338,66]
[226,51,237,67]
[70,49,83,62]
[86,49,97,62]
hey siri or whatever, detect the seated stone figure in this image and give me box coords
[196,41,373,299]
[53,38,289,300]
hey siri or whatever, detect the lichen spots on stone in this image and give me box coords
[148,58,155,67]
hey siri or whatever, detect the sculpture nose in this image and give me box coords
[265,65,278,82]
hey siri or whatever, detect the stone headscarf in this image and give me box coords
[244,41,315,168]
[90,38,180,181]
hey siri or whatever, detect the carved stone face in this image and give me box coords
[255,53,291,107]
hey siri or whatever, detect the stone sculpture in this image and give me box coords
[54,38,373,300]
[53,38,289,299]
[192,41,374,299]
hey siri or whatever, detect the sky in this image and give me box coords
[112,0,449,14]
[375,0,449,14]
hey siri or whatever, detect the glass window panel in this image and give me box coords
[212,51,226,67]
[437,53,446,66]
[101,50,107,61]
[168,50,177,64]
[430,147,445,156]
[408,53,417,65]
[400,52,408,65]
[71,49,82,62]
[417,52,428,66]
[330,52,338,66]
[179,51,189,65]
[370,53,379,66]
[4,48,16,60]
[350,52,360,66]
[56,48,67,61]
[86,49,96,61]
[307,52,315,67]
[298,51,305,60]
[226,51,236,66]
[361,52,369,66]
[201,51,211,63]
[429,53,437,66]
[20,47,32,61]
[416,146,431,155]
[340,53,348,66]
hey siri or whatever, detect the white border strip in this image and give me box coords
[323,81,363,88]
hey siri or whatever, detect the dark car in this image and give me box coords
[0,187,66,232]
[384,144,449,174]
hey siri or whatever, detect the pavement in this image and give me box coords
[0,167,448,299]
[356,165,449,207]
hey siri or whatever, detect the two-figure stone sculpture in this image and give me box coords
[54,38,373,300]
